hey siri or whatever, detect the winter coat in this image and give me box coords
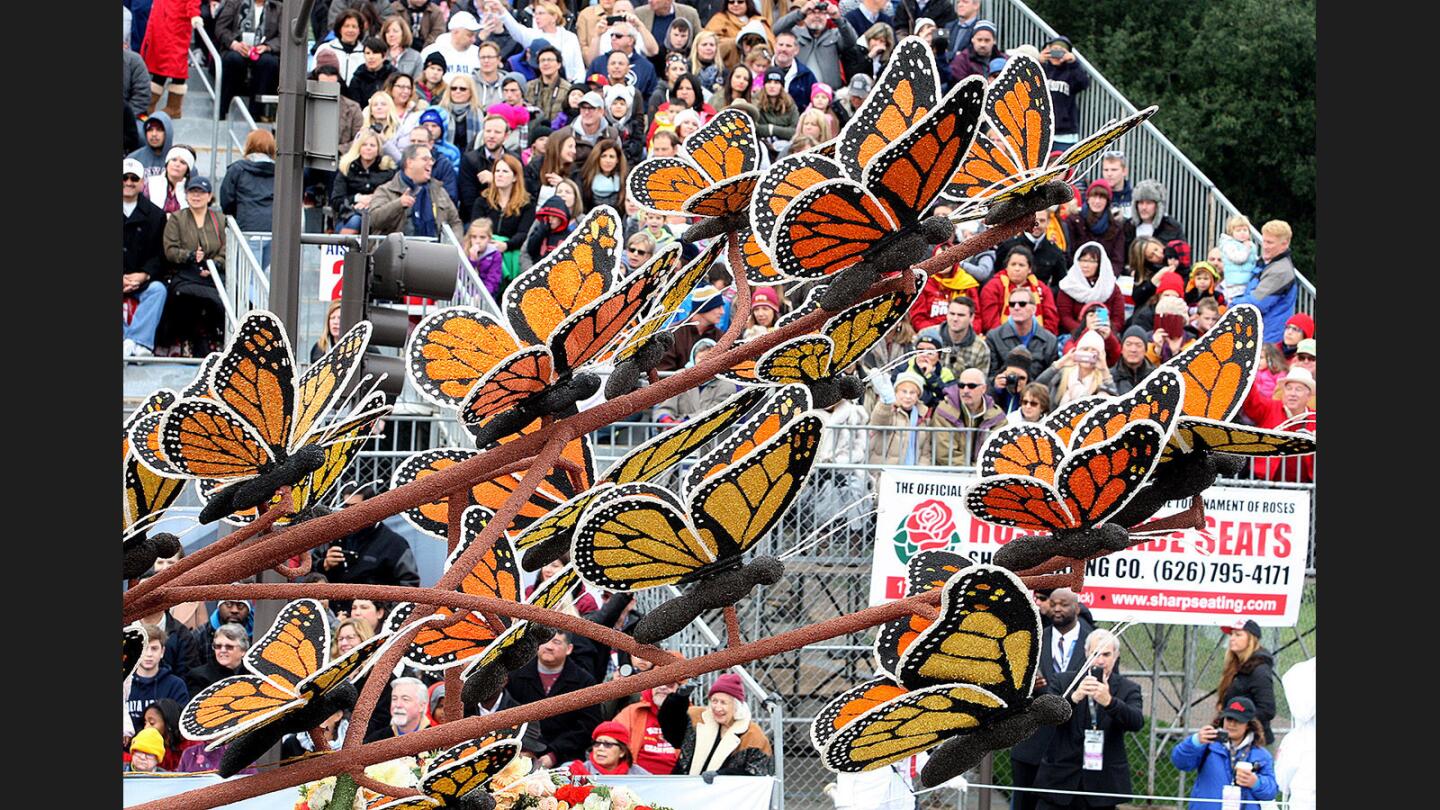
[338,95,364,155]
[124,196,169,280]
[985,320,1060,381]
[1040,59,1090,136]
[471,196,536,260]
[1220,649,1279,744]
[612,689,682,776]
[525,76,573,126]
[127,112,176,177]
[1170,732,1278,809]
[1012,621,1094,764]
[996,234,1068,289]
[126,665,190,730]
[184,659,243,694]
[1110,357,1156,396]
[1231,251,1299,343]
[1241,382,1315,482]
[216,0,283,53]
[190,602,255,668]
[124,49,152,119]
[660,694,773,776]
[1056,251,1127,337]
[919,324,991,380]
[706,13,775,69]
[948,44,999,84]
[346,62,397,105]
[526,197,574,262]
[1218,234,1258,291]
[141,0,198,80]
[385,0,446,49]
[1033,670,1143,805]
[1274,658,1316,810]
[1063,302,1123,367]
[866,400,930,467]
[774,11,857,90]
[929,387,1006,466]
[367,173,464,237]
[330,157,397,221]
[467,245,503,296]
[458,142,520,225]
[1064,207,1128,271]
[978,274,1060,335]
[505,659,602,765]
[219,156,276,232]
[587,50,659,98]
[910,267,980,333]
[309,520,421,595]
[894,0,958,37]
[163,206,227,280]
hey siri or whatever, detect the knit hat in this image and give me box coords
[315,47,342,70]
[1122,325,1150,345]
[752,287,780,312]
[528,37,554,66]
[914,334,941,351]
[130,727,166,759]
[894,370,927,394]
[1004,346,1032,373]
[529,122,553,141]
[974,20,998,37]
[591,720,631,748]
[1074,329,1105,357]
[1278,365,1315,393]
[1086,178,1112,200]
[165,146,196,171]
[1284,313,1315,339]
[1046,34,1073,49]
[418,108,445,128]
[1155,294,1189,319]
[764,68,785,84]
[709,672,746,702]
[810,82,834,103]
[422,51,447,72]
[1223,618,1263,639]
[428,682,445,718]
[988,57,1008,76]
[691,286,725,316]
[1219,696,1257,723]
[1189,261,1221,284]
[1154,270,1185,300]
[1296,338,1316,357]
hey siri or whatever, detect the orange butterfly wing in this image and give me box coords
[627,157,710,213]
[549,253,672,373]
[986,55,1052,173]
[684,174,759,218]
[502,209,619,346]
[772,180,897,279]
[979,424,1065,480]
[965,477,1077,532]
[459,346,554,430]
[211,311,296,453]
[1069,368,1183,449]
[942,131,1028,204]
[1043,396,1106,448]
[1056,421,1165,527]
[752,153,845,248]
[159,399,273,479]
[684,108,760,181]
[1164,304,1261,422]
[392,449,571,537]
[837,39,938,177]
[863,78,985,224]
[406,307,523,407]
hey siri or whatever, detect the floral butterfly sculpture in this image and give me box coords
[129,310,386,524]
[122,387,186,577]
[751,38,986,310]
[180,599,394,776]
[811,565,1069,786]
[123,623,148,680]
[941,54,1156,223]
[967,368,1185,572]
[571,386,825,643]
[459,564,582,708]
[366,737,522,810]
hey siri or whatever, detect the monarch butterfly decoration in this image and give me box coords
[571,386,826,643]
[459,564,583,708]
[751,38,986,311]
[872,550,974,677]
[179,599,395,776]
[123,623,149,680]
[720,269,925,407]
[129,311,389,525]
[968,368,1186,571]
[365,736,521,810]
[510,386,769,571]
[811,565,1070,785]
[122,387,187,577]
[941,54,1157,223]
[406,209,679,447]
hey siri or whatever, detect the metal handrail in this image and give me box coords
[227,97,262,167]
[222,217,272,340]
[188,18,223,182]
[206,258,238,332]
[983,0,1315,312]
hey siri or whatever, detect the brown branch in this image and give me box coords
[1015,497,1209,580]
[350,771,421,798]
[914,213,1035,277]
[724,605,743,648]
[714,230,752,353]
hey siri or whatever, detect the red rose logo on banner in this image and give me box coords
[893,498,961,564]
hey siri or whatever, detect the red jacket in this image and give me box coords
[611,689,680,775]
[909,259,980,333]
[978,274,1059,335]
[140,0,200,79]
[1057,285,1127,337]
[1241,385,1315,482]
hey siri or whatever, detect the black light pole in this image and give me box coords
[269,0,319,346]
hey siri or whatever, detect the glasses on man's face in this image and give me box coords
[213,643,240,651]
[480,54,499,60]
[957,382,983,390]
[628,247,652,257]
[123,174,141,182]
[1008,300,1032,308]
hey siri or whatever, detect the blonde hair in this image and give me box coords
[796,108,834,141]
[338,129,396,175]
[329,617,375,659]
[532,1,564,22]
[1224,214,1251,233]
[362,91,401,142]
[318,300,343,353]
[692,30,721,75]
[464,219,494,251]
[1260,220,1292,241]
[446,74,484,116]
[1216,630,1261,712]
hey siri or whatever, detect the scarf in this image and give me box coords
[1057,242,1117,303]
[901,404,921,465]
[572,752,631,776]
[401,173,436,237]
[449,103,472,149]
[1086,205,1112,236]
[163,183,180,214]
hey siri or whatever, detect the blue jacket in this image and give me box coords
[780,59,817,116]
[587,51,658,99]
[1169,733,1278,810]
[127,664,190,730]
[1231,251,1298,343]
[422,108,464,202]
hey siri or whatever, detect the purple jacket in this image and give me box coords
[470,246,503,296]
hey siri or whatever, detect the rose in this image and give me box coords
[893,499,959,563]
[527,781,547,797]
[538,798,559,810]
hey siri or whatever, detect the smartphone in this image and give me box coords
[606,14,626,24]
[1093,306,1108,323]
[1089,665,1105,681]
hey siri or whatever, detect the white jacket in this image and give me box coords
[1274,656,1316,810]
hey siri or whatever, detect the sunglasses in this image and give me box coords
[213,643,241,651]
[593,740,623,749]
[627,247,652,255]
[957,382,983,390]
[1008,300,1033,307]
[123,174,142,181]
[1021,399,1042,406]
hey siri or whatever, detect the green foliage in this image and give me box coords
[1029,0,1317,277]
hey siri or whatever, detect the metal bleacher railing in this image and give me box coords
[982,0,1315,315]
[186,18,223,183]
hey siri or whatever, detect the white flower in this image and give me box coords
[365,756,422,790]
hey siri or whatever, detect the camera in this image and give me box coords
[1004,372,1022,391]
[606,14,626,24]
[1089,665,1105,681]
[1049,48,1067,59]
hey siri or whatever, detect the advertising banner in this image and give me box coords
[869,469,1309,626]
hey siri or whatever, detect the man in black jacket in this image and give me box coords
[506,630,603,768]
[1033,629,1144,810]
[1011,589,1094,810]
[123,159,168,357]
[1111,326,1156,395]
[995,208,1068,289]
[1039,35,1091,154]
[312,484,421,615]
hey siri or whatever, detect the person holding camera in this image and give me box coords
[774,1,857,91]
[1036,329,1117,406]
[310,483,420,616]
[1170,696,1279,810]
[1033,629,1143,810]
[1039,35,1090,154]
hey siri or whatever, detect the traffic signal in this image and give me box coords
[340,233,458,397]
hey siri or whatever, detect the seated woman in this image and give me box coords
[159,176,227,356]
[658,673,772,775]
[565,721,652,776]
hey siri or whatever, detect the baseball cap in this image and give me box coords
[448,11,482,31]
[579,91,605,108]
[1218,697,1257,723]
[185,176,213,194]
[1296,338,1316,357]
[122,158,145,178]
[847,73,873,98]
[988,57,1008,76]
[1221,619,1262,640]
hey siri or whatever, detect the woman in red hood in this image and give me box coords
[611,677,683,775]
[1276,313,1314,361]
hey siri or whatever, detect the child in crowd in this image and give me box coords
[640,211,676,249]
[1185,261,1227,311]
[744,287,781,340]
[1218,214,1258,300]
[463,219,503,296]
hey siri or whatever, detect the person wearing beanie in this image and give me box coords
[659,672,773,776]
[144,145,196,213]
[565,720,651,776]
[1242,363,1316,482]
[1128,179,1186,243]
[1184,261,1228,311]
[948,18,1002,83]
[1230,220,1300,343]
[868,369,932,466]
[1277,312,1314,359]
[1039,32,1090,150]
[127,727,168,773]
[1171,694,1278,810]
[656,285,727,373]
[1038,328,1116,406]
[1215,620,1280,746]
[418,50,449,104]
[744,287,782,339]
[1064,178,1127,270]
[1111,325,1156,395]
[754,64,799,157]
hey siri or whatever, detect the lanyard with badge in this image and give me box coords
[1219,740,1249,810]
[1082,697,1104,771]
